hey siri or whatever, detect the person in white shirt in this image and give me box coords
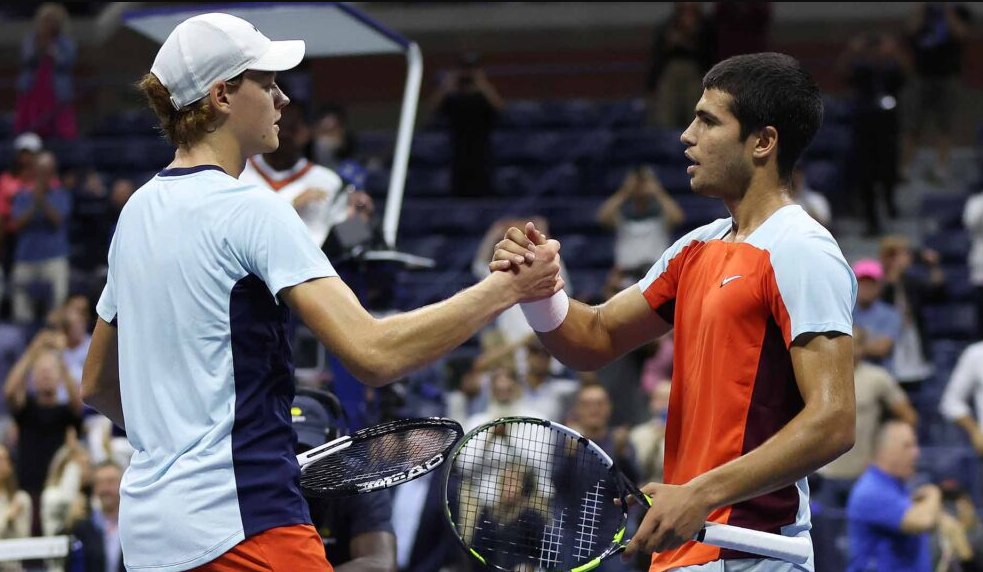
[239,104,354,249]
[964,192,983,338]
[80,13,562,572]
[939,341,983,455]
[791,166,831,228]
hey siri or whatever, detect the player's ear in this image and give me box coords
[751,126,778,162]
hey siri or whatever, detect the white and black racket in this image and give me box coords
[443,417,811,572]
[298,417,462,498]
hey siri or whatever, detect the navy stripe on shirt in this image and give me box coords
[157,165,227,177]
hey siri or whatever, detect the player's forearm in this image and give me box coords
[338,532,397,572]
[539,288,667,371]
[333,556,396,572]
[82,385,125,430]
[955,415,980,440]
[354,273,518,386]
[687,400,854,512]
[538,300,619,371]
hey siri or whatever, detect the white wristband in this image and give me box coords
[520,290,570,332]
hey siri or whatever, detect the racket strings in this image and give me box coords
[302,425,459,497]
[449,421,624,571]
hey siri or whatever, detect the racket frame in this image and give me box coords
[298,416,462,497]
[444,416,811,571]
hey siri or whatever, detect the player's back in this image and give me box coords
[98,165,319,571]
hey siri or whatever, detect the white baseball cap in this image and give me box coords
[150,13,306,110]
[13,132,42,153]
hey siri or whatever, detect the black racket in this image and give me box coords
[443,416,811,572]
[298,417,462,498]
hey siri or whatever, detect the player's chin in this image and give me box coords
[260,134,280,154]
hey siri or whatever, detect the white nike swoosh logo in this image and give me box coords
[720,275,743,287]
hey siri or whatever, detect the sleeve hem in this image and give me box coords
[269,267,339,302]
[789,322,854,346]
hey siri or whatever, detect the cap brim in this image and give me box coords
[251,40,306,72]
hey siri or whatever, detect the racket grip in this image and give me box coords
[696,523,811,565]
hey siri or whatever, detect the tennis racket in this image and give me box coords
[298,417,462,498]
[443,417,811,572]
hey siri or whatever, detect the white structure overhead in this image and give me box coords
[123,2,422,250]
[123,2,411,56]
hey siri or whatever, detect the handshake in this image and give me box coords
[486,222,569,332]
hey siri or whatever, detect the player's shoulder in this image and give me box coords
[960,341,983,362]
[665,217,732,258]
[755,205,844,260]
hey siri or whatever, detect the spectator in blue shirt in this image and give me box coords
[852,258,903,374]
[291,389,397,572]
[846,420,942,572]
[10,150,71,324]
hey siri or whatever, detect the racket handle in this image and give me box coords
[696,523,811,565]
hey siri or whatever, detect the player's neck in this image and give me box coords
[722,174,793,243]
[169,132,247,178]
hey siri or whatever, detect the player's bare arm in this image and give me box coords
[624,331,855,556]
[335,531,397,572]
[282,240,563,387]
[490,222,672,370]
[81,319,125,430]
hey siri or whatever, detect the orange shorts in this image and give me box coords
[191,524,333,572]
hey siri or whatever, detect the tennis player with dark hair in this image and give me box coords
[79,13,562,572]
[491,52,857,571]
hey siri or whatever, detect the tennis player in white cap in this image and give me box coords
[81,13,562,572]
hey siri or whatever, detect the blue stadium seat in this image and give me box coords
[493,131,565,165]
[673,195,730,234]
[924,230,971,264]
[499,100,546,130]
[801,160,843,197]
[821,96,856,126]
[541,199,605,234]
[91,138,132,170]
[598,99,647,128]
[921,193,969,230]
[561,233,615,269]
[542,99,599,129]
[46,138,94,170]
[802,125,852,161]
[0,113,13,140]
[395,270,470,310]
[922,303,978,340]
[399,235,448,264]
[609,129,685,165]
[568,268,612,302]
[0,142,12,171]
[653,164,692,195]
[398,235,477,271]
[916,446,981,505]
[600,163,689,196]
[555,129,614,164]
[358,130,395,161]
[603,165,634,194]
[537,163,580,196]
[493,165,536,196]
[941,265,975,302]
[410,132,450,167]
[364,167,390,196]
[92,110,159,137]
[405,167,450,197]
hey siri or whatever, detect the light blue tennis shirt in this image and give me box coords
[96,165,337,571]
